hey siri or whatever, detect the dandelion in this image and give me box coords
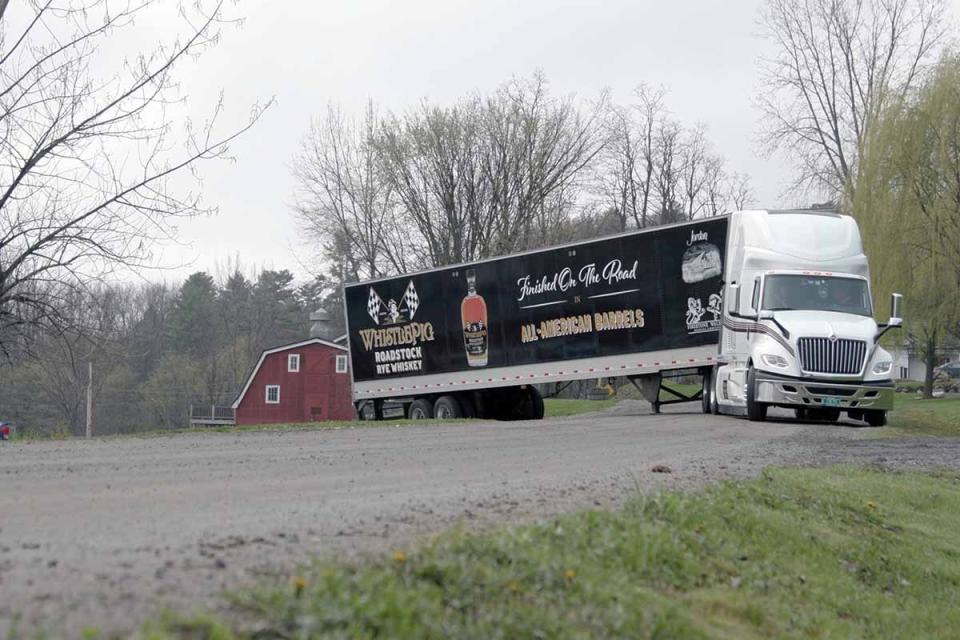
[393,550,407,564]
[291,575,307,598]
[508,581,521,593]
[564,569,576,582]
[866,501,878,511]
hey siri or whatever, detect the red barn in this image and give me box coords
[232,338,354,424]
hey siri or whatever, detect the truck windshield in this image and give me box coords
[762,275,872,317]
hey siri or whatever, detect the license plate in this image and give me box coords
[822,397,842,407]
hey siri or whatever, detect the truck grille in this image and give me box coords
[797,338,866,375]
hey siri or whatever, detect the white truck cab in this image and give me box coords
[711,210,902,425]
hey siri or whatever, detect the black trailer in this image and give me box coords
[344,217,729,419]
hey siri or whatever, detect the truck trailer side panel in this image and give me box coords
[345,217,729,402]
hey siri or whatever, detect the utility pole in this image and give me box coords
[86,361,93,439]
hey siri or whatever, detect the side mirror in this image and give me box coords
[889,293,903,327]
[727,283,741,316]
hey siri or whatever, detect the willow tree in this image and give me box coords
[855,56,960,396]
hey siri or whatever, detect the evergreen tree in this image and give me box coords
[250,270,305,352]
[168,273,219,360]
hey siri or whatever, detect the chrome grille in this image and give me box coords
[797,337,867,375]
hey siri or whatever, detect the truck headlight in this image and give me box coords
[872,360,892,375]
[761,354,790,369]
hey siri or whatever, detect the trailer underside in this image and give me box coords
[353,345,720,421]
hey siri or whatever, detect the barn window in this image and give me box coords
[335,355,348,374]
[265,385,280,404]
[288,353,300,372]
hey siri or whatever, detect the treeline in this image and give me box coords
[0,269,336,436]
[294,75,753,284]
[0,75,755,435]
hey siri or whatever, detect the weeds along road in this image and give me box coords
[2,402,959,637]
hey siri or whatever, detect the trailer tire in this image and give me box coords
[408,398,434,420]
[433,395,464,420]
[746,366,767,422]
[864,410,887,427]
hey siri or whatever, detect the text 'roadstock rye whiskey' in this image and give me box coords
[461,269,488,367]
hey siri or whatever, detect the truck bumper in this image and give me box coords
[753,371,894,412]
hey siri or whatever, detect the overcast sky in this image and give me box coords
[150,0,957,282]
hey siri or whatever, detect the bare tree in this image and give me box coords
[758,0,948,202]
[680,124,714,221]
[653,118,685,224]
[294,103,401,281]
[599,85,665,230]
[299,74,608,272]
[727,171,755,210]
[482,76,607,255]
[0,1,269,357]
[377,98,490,267]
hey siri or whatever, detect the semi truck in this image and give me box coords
[343,209,902,425]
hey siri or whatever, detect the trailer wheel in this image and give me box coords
[408,398,434,420]
[746,366,767,422]
[433,395,464,420]
[864,410,887,427]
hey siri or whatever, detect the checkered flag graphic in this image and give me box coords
[367,287,383,324]
[403,281,419,318]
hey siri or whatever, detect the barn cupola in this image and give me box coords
[309,308,333,340]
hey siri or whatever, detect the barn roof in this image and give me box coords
[231,338,349,409]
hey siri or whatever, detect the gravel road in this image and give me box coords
[1,402,958,637]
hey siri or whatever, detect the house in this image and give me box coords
[889,346,960,381]
[231,337,354,424]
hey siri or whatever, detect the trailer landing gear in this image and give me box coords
[628,369,707,414]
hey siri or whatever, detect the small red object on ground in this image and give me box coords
[0,424,10,440]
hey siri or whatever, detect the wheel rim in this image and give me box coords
[436,405,451,419]
[411,407,426,419]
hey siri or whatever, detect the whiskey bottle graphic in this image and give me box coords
[461,269,488,367]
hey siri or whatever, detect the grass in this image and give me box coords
[148,466,960,639]
[543,397,618,417]
[1,418,445,442]
[882,394,960,437]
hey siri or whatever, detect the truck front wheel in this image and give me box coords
[701,368,714,415]
[864,410,887,427]
[746,366,767,422]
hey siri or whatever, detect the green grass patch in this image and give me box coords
[151,467,960,639]
[543,397,618,417]
[882,395,960,437]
